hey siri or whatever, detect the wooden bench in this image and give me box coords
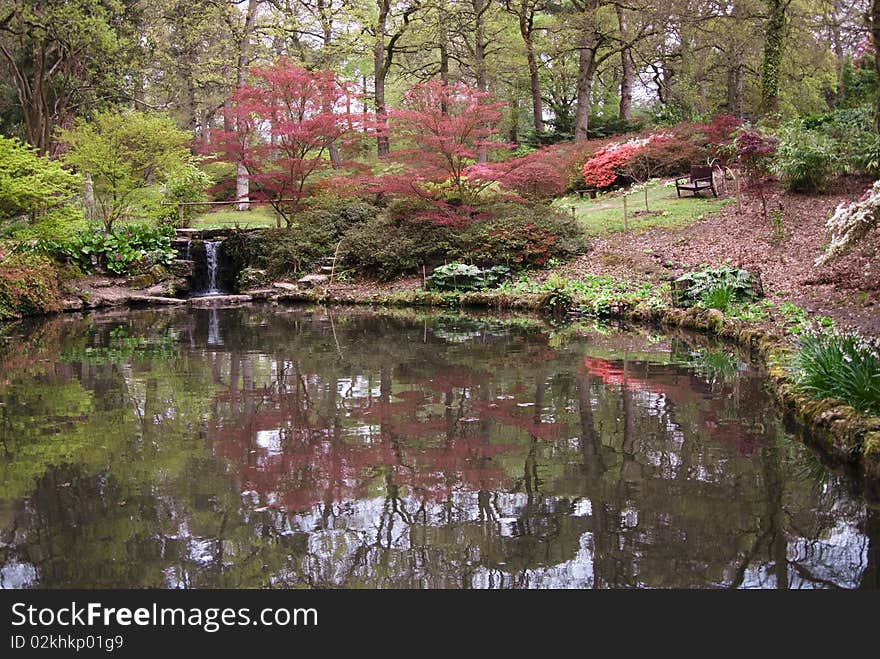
[675,166,717,198]
[574,188,598,199]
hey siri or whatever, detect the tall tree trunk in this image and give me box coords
[726,46,745,119]
[760,0,788,116]
[374,0,391,158]
[616,5,633,122]
[439,41,450,115]
[233,0,260,210]
[829,1,845,106]
[574,25,598,141]
[374,39,390,157]
[317,0,341,167]
[473,0,490,162]
[519,2,544,136]
[509,96,519,143]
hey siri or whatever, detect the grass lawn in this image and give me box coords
[190,205,280,229]
[553,180,731,236]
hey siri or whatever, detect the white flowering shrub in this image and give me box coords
[816,180,880,265]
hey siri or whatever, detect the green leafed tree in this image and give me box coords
[58,111,194,231]
[0,134,82,231]
[0,0,142,154]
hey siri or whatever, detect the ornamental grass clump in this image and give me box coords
[791,331,880,416]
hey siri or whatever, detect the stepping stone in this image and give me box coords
[243,288,276,300]
[273,282,299,291]
[297,274,329,288]
[188,294,252,307]
[129,295,186,306]
[61,297,84,311]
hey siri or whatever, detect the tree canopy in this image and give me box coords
[1,0,877,156]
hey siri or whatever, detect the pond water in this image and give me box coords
[0,305,877,589]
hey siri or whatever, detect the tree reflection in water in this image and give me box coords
[0,305,875,588]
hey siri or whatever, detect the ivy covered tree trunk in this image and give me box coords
[374,39,390,158]
[760,0,790,116]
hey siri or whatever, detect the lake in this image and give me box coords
[0,305,876,588]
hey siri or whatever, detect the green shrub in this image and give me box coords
[792,332,880,416]
[0,135,82,223]
[11,205,87,244]
[340,199,587,280]
[426,263,510,291]
[791,107,880,176]
[0,135,84,243]
[774,126,840,193]
[160,164,213,227]
[455,201,586,267]
[0,252,61,320]
[341,213,452,280]
[45,223,176,276]
[223,200,381,277]
[673,266,762,308]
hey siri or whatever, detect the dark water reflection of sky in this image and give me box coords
[0,305,876,589]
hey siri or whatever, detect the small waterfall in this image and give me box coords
[184,239,191,261]
[204,240,220,294]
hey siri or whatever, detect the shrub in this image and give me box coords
[733,128,778,224]
[426,263,510,291]
[774,126,840,193]
[580,132,705,189]
[792,332,880,416]
[224,200,381,277]
[581,141,642,188]
[0,251,61,320]
[340,213,453,280]
[468,150,567,199]
[0,135,83,236]
[796,106,880,175]
[305,197,380,231]
[340,200,587,280]
[47,223,176,276]
[672,266,762,308]
[816,179,880,265]
[453,201,586,267]
[626,134,704,179]
[161,164,213,227]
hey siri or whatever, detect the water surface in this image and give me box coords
[0,305,876,588]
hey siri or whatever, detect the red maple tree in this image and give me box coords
[384,80,505,204]
[211,58,358,226]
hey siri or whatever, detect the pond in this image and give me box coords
[0,305,877,589]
